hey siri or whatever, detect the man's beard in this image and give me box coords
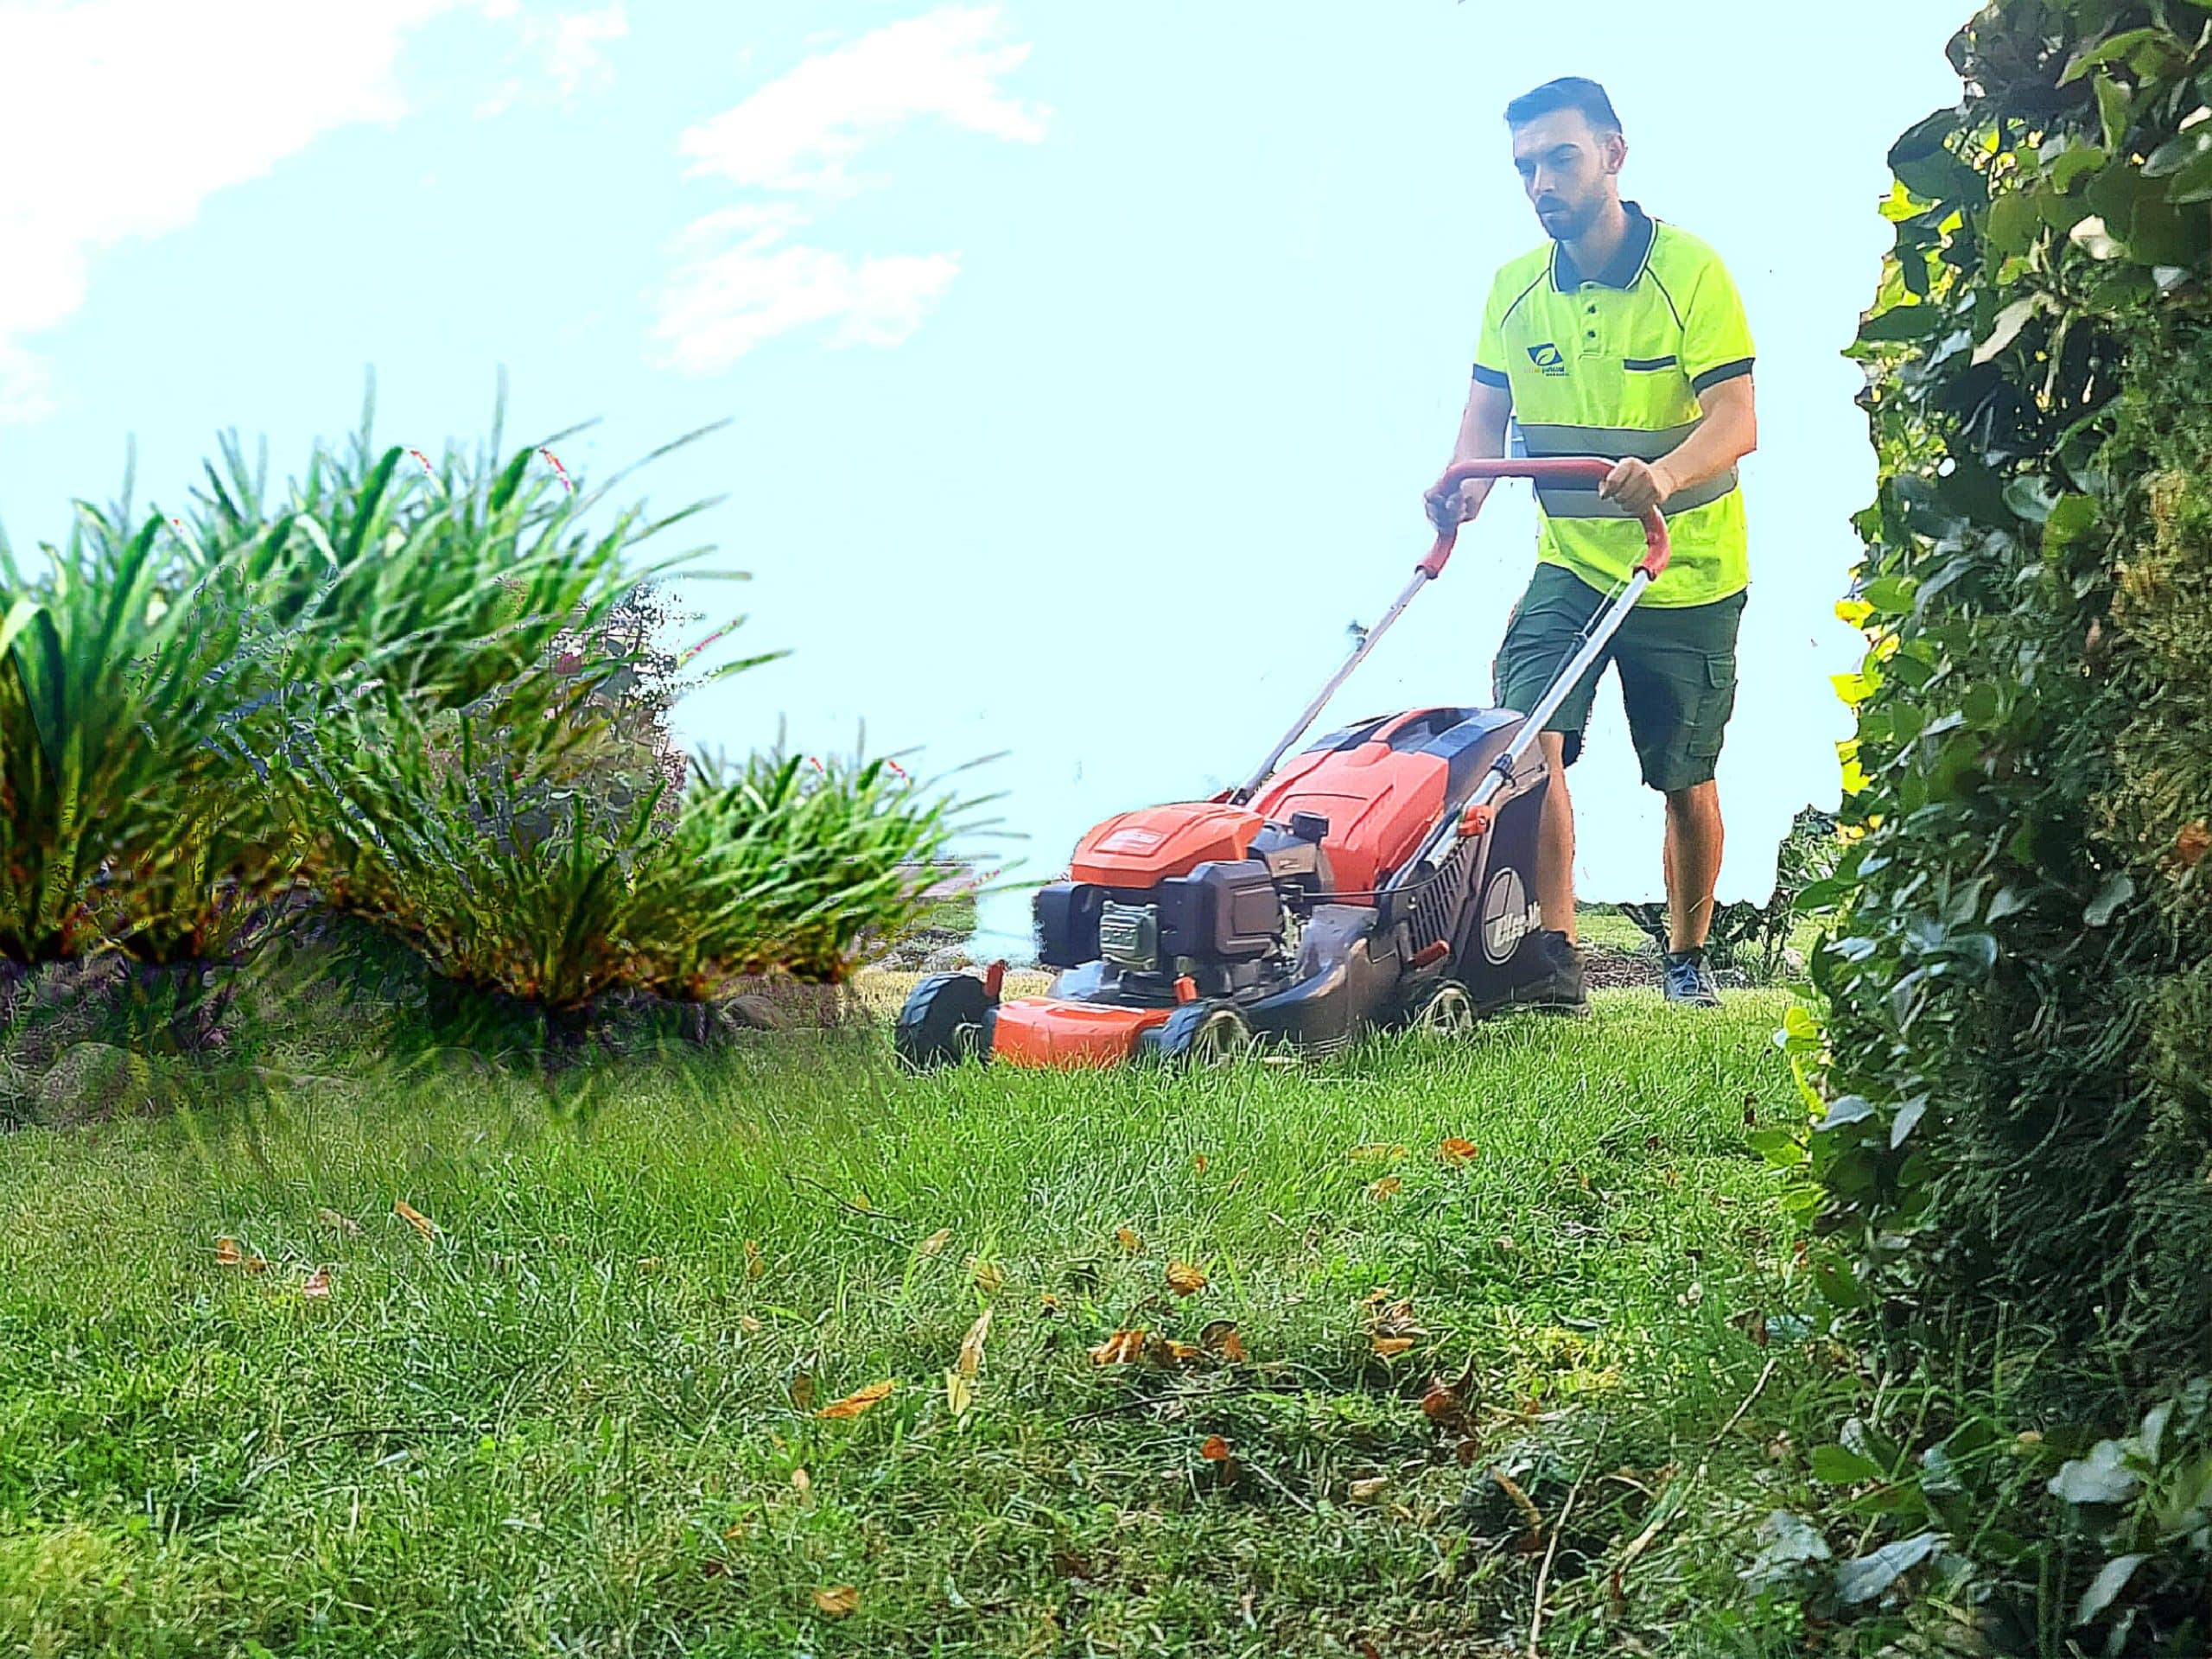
[1536,195,1600,243]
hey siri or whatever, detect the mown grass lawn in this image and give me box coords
[0,988,1842,1658]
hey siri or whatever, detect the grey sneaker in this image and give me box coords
[1662,950,1723,1007]
[1511,929,1589,1017]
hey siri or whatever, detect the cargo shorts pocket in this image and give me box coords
[1685,651,1738,760]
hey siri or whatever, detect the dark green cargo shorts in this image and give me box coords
[1491,563,1747,794]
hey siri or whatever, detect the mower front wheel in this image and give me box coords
[894,973,995,1071]
[1141,1000,1255,1068]
[1407,979,1478,1037]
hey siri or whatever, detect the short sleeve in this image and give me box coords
[1681,255,1755,395]
[1472,270,1512,390]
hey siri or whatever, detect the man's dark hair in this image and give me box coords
[1504,77,1622,136]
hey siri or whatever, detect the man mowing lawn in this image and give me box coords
[1426,75,1759,1014]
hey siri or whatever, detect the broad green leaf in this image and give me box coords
[2075,1554,2146,1626]
[1810,1444,1885,1484]
[1834,1532,1943,1605]
[2084,872,2134,927]
[2049,1440,2139,1506]
[1972,296,2041,365]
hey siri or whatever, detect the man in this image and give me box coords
[1426,75,1758,1013]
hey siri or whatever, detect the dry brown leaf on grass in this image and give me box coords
[1349,1476,1389,1503]
[815,1380,895,1420]
[1371,1336,1415,1357]
[1366,1296,1423,1338]
[1192,1153,1209,1175]
[1147,1338,1202,1368]
[1200,1434,1231,1462]
[316,1208,363,1237]
[957,1308,992,1379]
[969,1257,1005,1294]
[744,1240,766,1281]
[1116,1227,1143,1255]
[1089,1329,1147,1366]
[787,1372,817,1412]
[1421,1376,1471,1432]
[1439,1137,1480,1166]
[301,1266,333,1298]
[1199,1319,1248,1362]
[1491,1466,1544,1535]
[916,1227,953,1258]
[790,1466,811,1495]
[393,1199,437,1239]
[944,1369,976,1417]
[1366,1177,1403,1201]
[213,1237,267,1273]
[812,1585,859,1618]
[2177,819,2210,868]
[1166,1260,1207,1296]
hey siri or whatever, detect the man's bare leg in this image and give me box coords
[1662,780,1724,951]
[1537,732,1577,943]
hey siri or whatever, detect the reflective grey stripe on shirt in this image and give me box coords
[1516,420,1739,517]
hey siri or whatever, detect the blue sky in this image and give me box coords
[0,1,1971,957]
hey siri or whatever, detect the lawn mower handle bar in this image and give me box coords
[1230,458,1669,803]
[1421,457,1670,582]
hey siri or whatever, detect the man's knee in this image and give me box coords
[1663,779,1720,821]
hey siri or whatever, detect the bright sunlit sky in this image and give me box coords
[0,1,1972,957]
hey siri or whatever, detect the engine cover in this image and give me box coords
[1155,859,1278,963]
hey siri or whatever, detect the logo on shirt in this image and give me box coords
[1526,343,1567,377]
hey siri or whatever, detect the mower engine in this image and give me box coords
[1035,805,1331,1004]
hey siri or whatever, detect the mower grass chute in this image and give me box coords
[893,458,1670,1072]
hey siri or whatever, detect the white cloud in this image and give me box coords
[652,4,1045,371]
[476,2,626,116]
[677,5,1045,196]
[0,0,588,423]
[651,214,959,375]
[541,3,626,96]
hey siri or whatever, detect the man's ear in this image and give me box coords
[1605,133,1628,175]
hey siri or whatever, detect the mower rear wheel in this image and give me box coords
[1408,979,1478,1037]
[1142,1001,1255,1068]
[894,973,995,1071]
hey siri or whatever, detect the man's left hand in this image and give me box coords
[1599,458,1677,515]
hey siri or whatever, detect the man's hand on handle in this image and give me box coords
[1424,475,1478,534]
[1598,457,1677,517]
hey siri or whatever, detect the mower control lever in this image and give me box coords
[1420,457,1671,582]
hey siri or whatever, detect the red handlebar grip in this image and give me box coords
[1423,457,1670,579]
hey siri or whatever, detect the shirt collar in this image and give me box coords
[1550,200,1656,292]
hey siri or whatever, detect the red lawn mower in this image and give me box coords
[895,458,1670,1071]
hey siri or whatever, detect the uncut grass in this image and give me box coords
[0,991,1816,1656]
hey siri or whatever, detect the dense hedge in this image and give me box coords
[1806,0,2212,1395]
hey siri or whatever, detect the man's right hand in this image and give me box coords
[1424,475,1475,534]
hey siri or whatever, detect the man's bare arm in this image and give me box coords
[1599,374,1757,515]
[1426,378,1515,529]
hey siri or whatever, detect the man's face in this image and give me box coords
[1510,109,1624,243]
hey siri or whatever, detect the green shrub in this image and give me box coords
[626,747,998,994]
[0,499,337,966]
[1780,2,2212,1643]
[157,374,731,711]
[1809,0,2212,1394]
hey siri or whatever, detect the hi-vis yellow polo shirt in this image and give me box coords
[1473,202,1754,608]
